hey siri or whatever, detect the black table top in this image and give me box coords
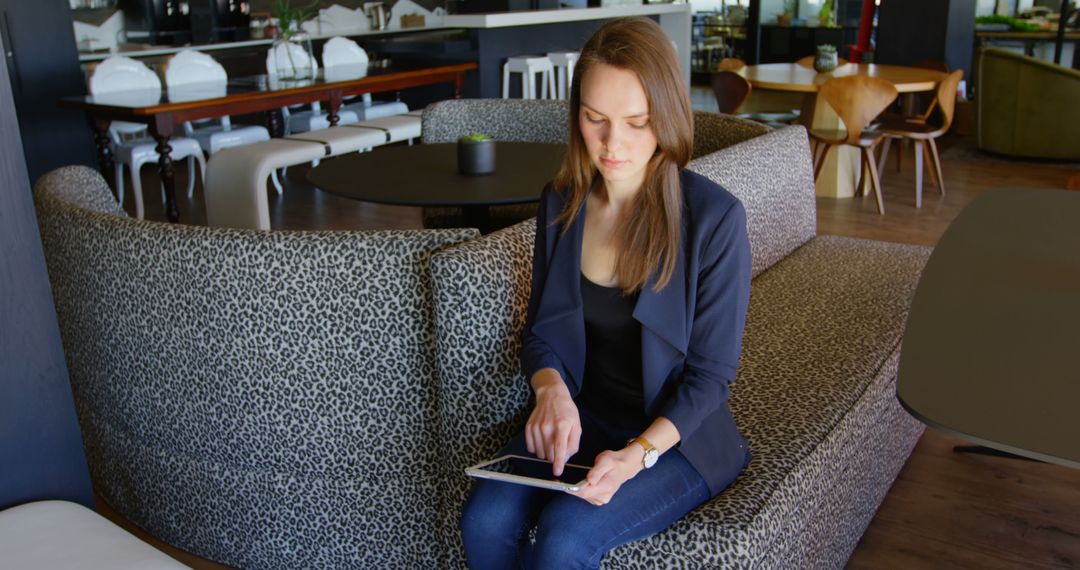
[897,187,1080,469]
[307,142,566,208]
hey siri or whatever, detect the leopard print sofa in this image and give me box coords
[429,125,931,569]
[34,166,479,570]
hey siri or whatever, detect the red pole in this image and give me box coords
[849,0,877,63]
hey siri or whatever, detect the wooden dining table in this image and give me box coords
[740,63,947,199]
[59,60,477,222]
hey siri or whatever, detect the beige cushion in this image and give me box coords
[0,501,188,569]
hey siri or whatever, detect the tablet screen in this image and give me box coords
[466,455,593,492]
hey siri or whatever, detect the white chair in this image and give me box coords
[265,43,360,135]
[165,50,281,195]
[89,56,206,220]
[322,36,409,120]
[502,56,556,99]
[547,51,580,100]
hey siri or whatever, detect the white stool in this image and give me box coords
[547,51,580,100]
[502,56,556,99]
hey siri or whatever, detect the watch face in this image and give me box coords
[643,449,659,469]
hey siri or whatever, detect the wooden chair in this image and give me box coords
[710,70,752,114]
[877,70,963,208]
[795,54,849,68]
[808,75,898,214]
[716,57,746,72]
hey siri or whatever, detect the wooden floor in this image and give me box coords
[104,106,1080,568]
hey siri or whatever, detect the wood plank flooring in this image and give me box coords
[104,103,1080,568]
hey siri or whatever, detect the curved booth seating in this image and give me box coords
[976,48,1080,160]
[34,165,478,570]
[429,125,930,568]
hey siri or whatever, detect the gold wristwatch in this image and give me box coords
[627,436,659,469]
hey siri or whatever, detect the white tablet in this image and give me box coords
[465,454,593,492]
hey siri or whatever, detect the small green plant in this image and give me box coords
[459,133,493,142]
[783,0,797,16]
[817,44,837,53]
[272,0,320,38]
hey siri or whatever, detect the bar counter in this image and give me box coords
[80,3,691,95]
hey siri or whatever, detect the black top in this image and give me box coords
[576,273,648,431]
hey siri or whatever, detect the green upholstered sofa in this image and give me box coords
[977,47,1080,160]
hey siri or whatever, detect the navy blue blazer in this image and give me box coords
[520,169,752,497]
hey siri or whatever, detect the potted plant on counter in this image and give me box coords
[458,133,496,176]
[270,0,319,81]
[778,0,797,27]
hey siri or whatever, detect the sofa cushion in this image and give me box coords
[430,222,931,568]
[688,126,817,278]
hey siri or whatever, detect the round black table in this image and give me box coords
[307,142,566,230]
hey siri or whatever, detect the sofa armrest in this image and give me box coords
[430,219,537,563]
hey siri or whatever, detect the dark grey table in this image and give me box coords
[307,142,565,231]
[897,187,1080,469]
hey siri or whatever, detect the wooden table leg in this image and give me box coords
[327,91,343,127]
[90,117,115,187]
[151,116,179,223]
[266,108,284,138]
[454,72,465,99]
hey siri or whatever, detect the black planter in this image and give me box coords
[458,139,496,175]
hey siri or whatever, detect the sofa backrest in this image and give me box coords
[34,166,478,569]
[976,47,1080,160]
[690,111,771,158]
[421,98,569,144]
[688,125,817,278]
[421,98,772,159]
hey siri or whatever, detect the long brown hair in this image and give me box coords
[553,17,694,294]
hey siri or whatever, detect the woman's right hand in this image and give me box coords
[525,368,582,477]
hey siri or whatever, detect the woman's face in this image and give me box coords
[578,63,658,192]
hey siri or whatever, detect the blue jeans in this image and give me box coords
[460,447,709,570]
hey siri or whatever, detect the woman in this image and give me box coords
[461,17,752,569]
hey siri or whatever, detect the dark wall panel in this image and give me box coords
[0,0,96,183]
[0,28,94,511]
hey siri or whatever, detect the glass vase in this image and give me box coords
[271,31,315,82]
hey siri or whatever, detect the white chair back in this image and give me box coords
[165,50,228,86]
[322,36,369,68]
[89,56,161,95]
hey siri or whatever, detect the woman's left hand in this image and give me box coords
[571,447,644,506]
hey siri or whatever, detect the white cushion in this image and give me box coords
[0,501,188,569]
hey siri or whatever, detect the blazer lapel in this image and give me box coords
[529,201,587,394]
[634,242,688,413]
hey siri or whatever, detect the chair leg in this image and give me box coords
[921,142,937,188]
[131,163,146,220]
[928,138,946,196]
[502,64,510,99]
[877,137,892,180]
[270,169,283,194]
[863,148,886,215]
[855,150,866,197]
[913,140,924,208]
[813,144,832,182]
[113,161,125,206]
[186,156,196,199]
